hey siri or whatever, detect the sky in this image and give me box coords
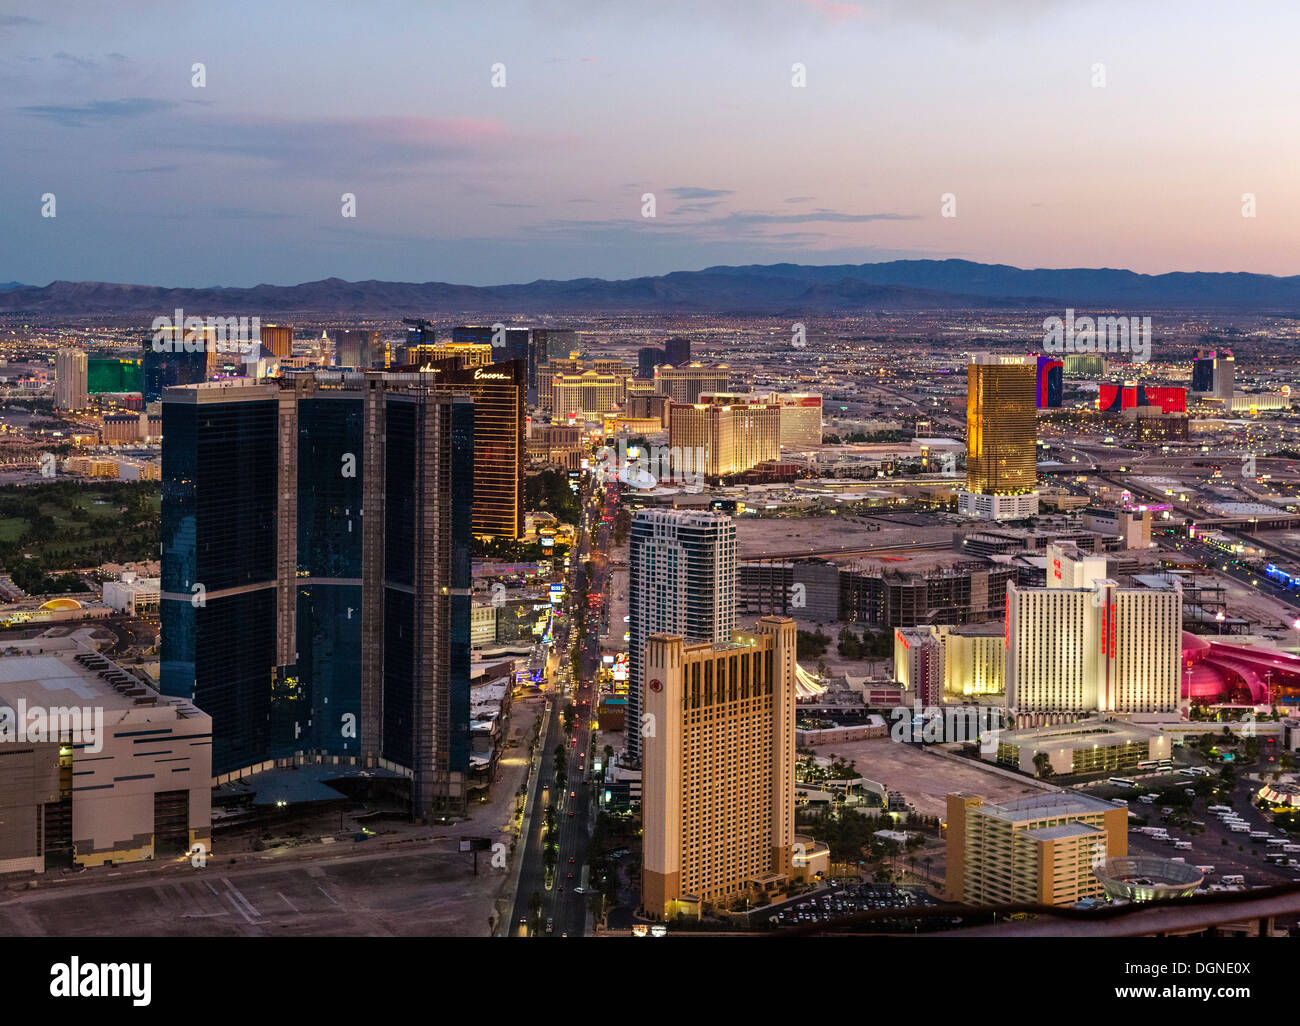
[2,0,1298,288]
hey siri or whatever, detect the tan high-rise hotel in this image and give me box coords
[641,616,811,920]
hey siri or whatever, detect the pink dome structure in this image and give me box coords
[1180,632,1300,704]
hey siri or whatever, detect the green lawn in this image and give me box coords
[0,481,160,574]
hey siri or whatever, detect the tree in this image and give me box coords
[613,507,632,546]
[525,468,582,525]
[796,628,831,660]
[1032,752,1054,779]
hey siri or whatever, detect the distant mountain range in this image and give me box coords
[2,260,1300,316]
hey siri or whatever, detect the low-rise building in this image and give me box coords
[946,791,1128,907]
[987,717,1170,776]
[0,648,211,874]
[102,572,160,617]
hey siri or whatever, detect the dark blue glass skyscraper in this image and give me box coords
[160,372,475,813]
[160,382,280,773]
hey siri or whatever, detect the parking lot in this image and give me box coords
[1082,767,1300,891]
[0,837,507,936]
[771,883,956,931]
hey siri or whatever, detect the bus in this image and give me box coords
[1108,777,1137,788]
[1138,758,1173,770]
[1136,759,1173,771]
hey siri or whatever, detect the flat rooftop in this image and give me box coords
[735,516,955,558]
[1026,822,1105,842]
[0,653,188,714]
[979,790,1125,823]
[213,763,407,806]
[996,718,1162,749]
[0,651,205,738]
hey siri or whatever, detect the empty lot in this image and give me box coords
[0,837,506,937]
[809,738,1049,819]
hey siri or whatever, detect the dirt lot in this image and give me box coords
[806,737,1049,820]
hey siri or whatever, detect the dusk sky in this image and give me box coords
[3,0,1298,288]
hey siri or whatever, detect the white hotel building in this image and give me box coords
[1005,543,1181,725]
[627,509,737,763]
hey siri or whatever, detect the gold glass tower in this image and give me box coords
[965,354,1037,495]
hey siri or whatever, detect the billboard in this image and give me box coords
[88,357,144,394]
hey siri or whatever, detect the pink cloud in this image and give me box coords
[800,0,862,23]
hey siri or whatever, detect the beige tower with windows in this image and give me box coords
[641,616,800,920]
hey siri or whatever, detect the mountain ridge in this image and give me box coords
[2,259,1298,316]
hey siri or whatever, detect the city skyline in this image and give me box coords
[4,0,1300,969]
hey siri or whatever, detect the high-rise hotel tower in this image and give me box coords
[641,616,806,920]
[54,348,88,411]
[627,510,736,763]
[959,353,1039,521]
[160,371,474,814]
[1005,543,1182,725]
